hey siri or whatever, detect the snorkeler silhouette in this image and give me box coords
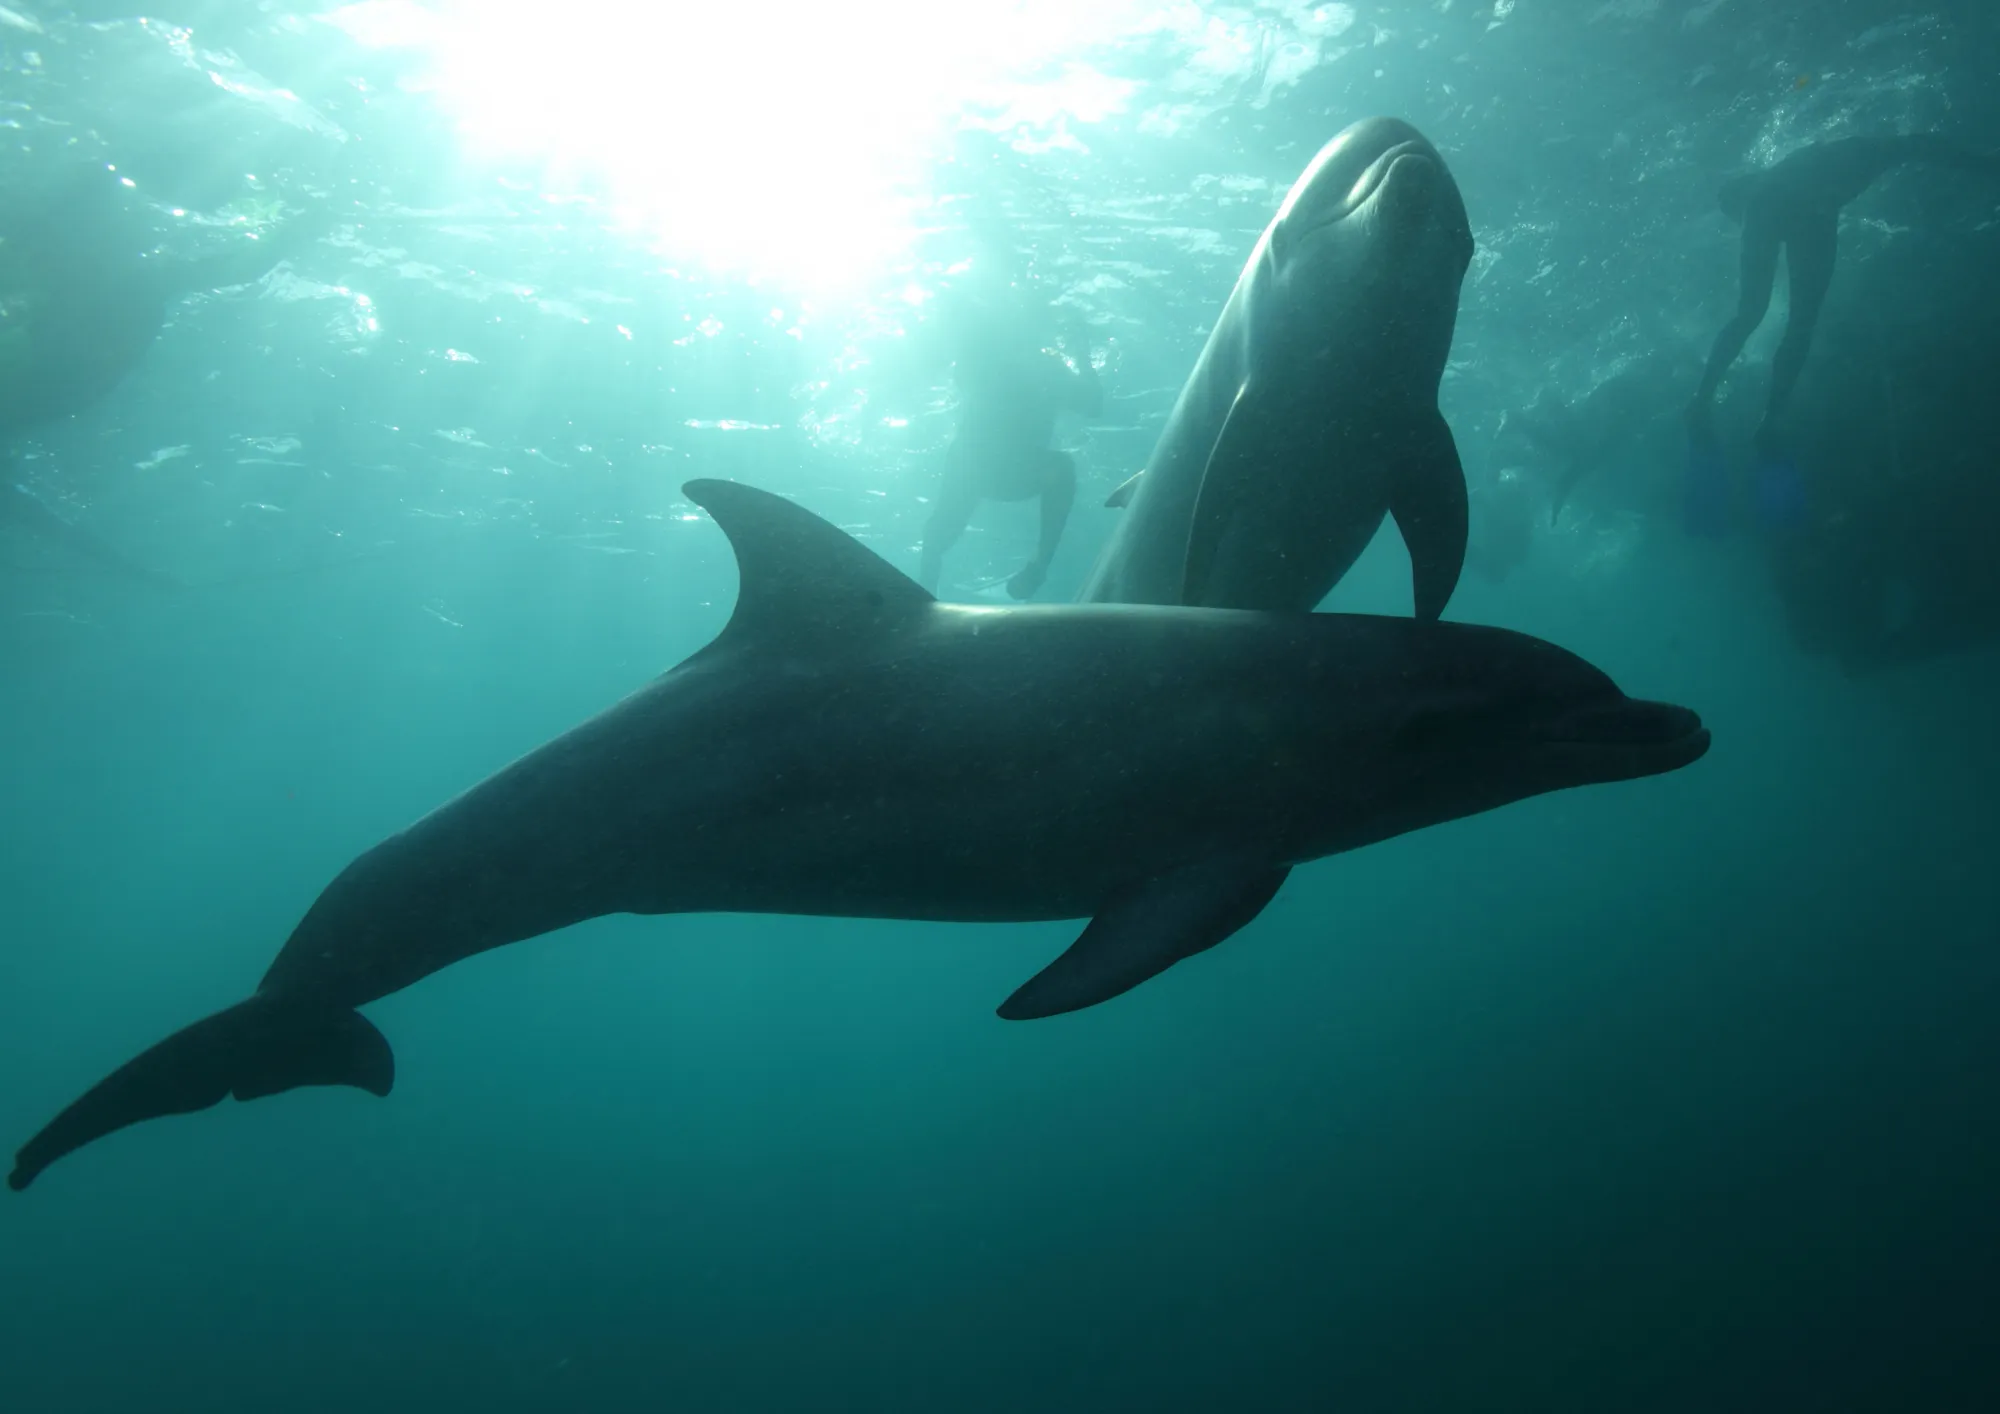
[912,282,1101,600]
[1684,134,2000,533]
[0,162,328,582]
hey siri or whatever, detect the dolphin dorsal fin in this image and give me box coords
[683,479,934,650]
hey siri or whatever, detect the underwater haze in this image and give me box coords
[5,1,2000,1410]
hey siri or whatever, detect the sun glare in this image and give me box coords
[330,0,1156,291]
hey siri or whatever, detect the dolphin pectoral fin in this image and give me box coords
[1103,471,1144,509]
[1387,412,1469,620]
[9,997,394,1192]
[997,857,1291,1021]
[1181,386,1256,605]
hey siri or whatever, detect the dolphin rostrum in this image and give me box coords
[10,479,1707,1190]
[1083,116,1474,617]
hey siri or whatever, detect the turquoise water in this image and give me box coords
[4,3,1999,1409]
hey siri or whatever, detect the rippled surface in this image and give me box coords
[0,0,1974,598]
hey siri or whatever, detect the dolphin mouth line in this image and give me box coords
[1539,699,1711,770]
[1298,141,1445,236]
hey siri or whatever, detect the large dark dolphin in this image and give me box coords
[1083,116,1474,616]
[9,479,1708,1191]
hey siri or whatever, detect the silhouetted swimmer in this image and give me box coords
[0,164,327,581]
[915,288,1100,599]
[1688,134,2000,449]
[0,164,327,442]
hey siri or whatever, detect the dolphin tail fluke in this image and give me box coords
[1388,410,1469,620]
[8,997,393,1192]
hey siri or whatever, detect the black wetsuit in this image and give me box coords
[0,168,322,579]
[0,175,318,442]
[1692,134,2000,440]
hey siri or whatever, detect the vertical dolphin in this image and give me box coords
[1082,117,1474,617]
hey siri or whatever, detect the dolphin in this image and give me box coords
[9,478,1708,1191]
[1083,116,1474,617]
[1504,349,1699,525]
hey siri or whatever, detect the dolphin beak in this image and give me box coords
[1541,697,1711,780]
[1299,144,1469,275]
[1373,150,1445,220]
[1373,151,1475,270]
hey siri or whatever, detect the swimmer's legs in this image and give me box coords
[1007,450,1076,600]
[1691,223,1781,420]
[1763,216,1837,433]
[919,451,980,594]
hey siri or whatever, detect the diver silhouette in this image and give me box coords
[0,163,327,582]
[1688,133,2000,447]
[913,285,1101,599]
[0,163,327,443]
[1683,133,1999,535]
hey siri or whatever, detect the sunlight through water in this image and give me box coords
[329,0,1166,290]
